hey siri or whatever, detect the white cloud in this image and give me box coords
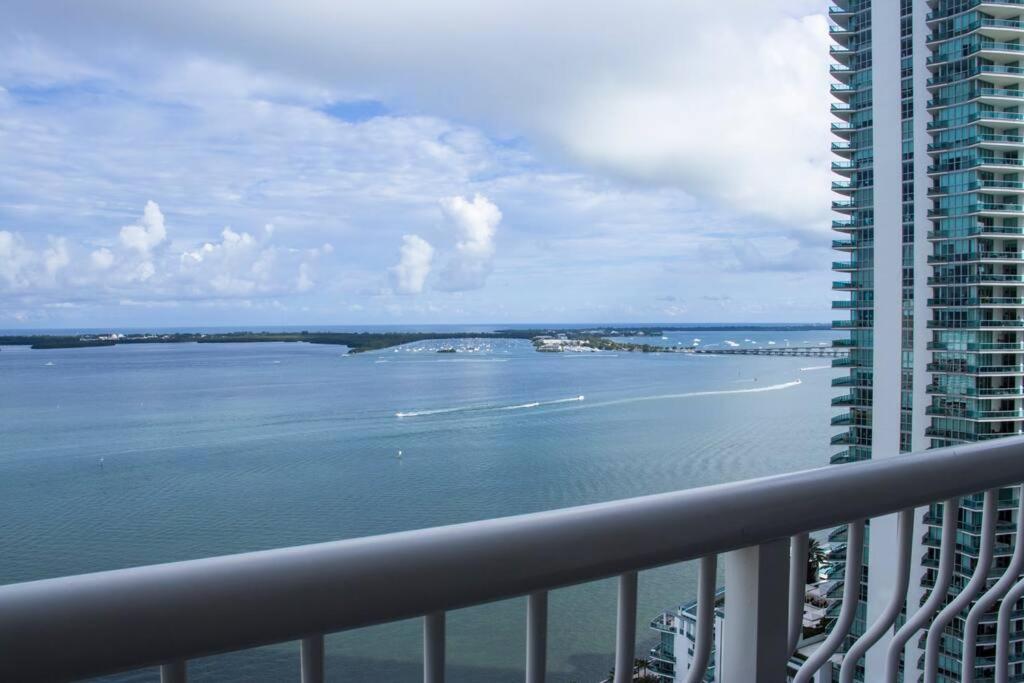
[438,194,500,291]
[90,247,115,270]
[3,1,832,229]
[0,202,331,307]
[390,234,434,294]
[119,200,167,252]
[0,5,838,325]
[0,231,36,290]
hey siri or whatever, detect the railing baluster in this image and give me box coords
[793,519,865,683]
[300,634,324,683]
[160,660,187,683]
[838,509,913,683]
[685,555,717,683]
[885,497,959,682]
[424,612,445,683]
[788,533,809,656]
[925,489,995,683]
[613,571,637,683]
[525,591,548,683]
[978,485,1024,683]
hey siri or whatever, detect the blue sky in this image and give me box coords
[0,1,834,327]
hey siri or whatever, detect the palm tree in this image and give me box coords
[806,538,829,582]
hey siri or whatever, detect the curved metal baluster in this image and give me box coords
[966,485,1024,683]
[838,509,913,683]
[884,497,958,682]
[789,533,810,656]
[684,555,717,683]
[793,519,865,683]
[613,572,637,683]
[998,577,1024,683]
[924,490,997,683]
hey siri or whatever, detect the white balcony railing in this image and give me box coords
[4,438,1024,682]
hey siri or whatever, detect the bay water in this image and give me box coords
[0,329,837,682]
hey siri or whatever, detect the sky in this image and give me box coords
[0,1,835,328]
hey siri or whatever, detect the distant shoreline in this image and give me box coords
[0,324,832,352]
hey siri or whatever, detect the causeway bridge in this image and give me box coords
[691,346,847,358]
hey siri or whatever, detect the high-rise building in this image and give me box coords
[831,0,1024,681]
[650,2,1024,681]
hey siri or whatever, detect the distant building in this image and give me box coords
[649,588,825,682]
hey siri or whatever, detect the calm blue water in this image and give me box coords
[0,330,838,682]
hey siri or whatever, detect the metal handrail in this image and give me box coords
[5,437,1024,681]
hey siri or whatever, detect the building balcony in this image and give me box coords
[926,406,1024,420]
[928,110,1024,130]
[927,17,1024,44]
[832,239,873,251]
[928,341,1024,352]
[832,260,870,272]
[649,641,676,665]
[928,87,1024,110]
[9,437,1024,683]
[832,319,872,329]
[928,157,1024,175]
[928,251,1024,264]
[927,40,1024,67]
[928,362,1024,374]
[927,319,1024,329]
[928,274,1024,286]
[928,225,1024,240]
[929,202,1024,217]
[927,132,1024,152]
[927,384,1024,397]
[928,179,1024,197]
[831,393,870,407]
[929,63,1024,92]
[832,298,871,309]
[831,412,853,426]
[924,426,1024,440]
[830,431,864,446]
[929,297,1024,307]
[831,199,860,212]
[928,0,1024,23]
[830,63,855,79]
[831,160,868,175]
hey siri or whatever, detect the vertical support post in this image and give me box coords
[722,539,790,683]
[301,634,325,683]
[424,611,445,683]
[160,660,187,683]
[526,591,548,683]
[613,571,638,683]
[788,533,810,655]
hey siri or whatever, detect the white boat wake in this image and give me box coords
[394,381,801,419]
[396,395,585,418]
[579,380,801,410]
[501,396,585,410]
